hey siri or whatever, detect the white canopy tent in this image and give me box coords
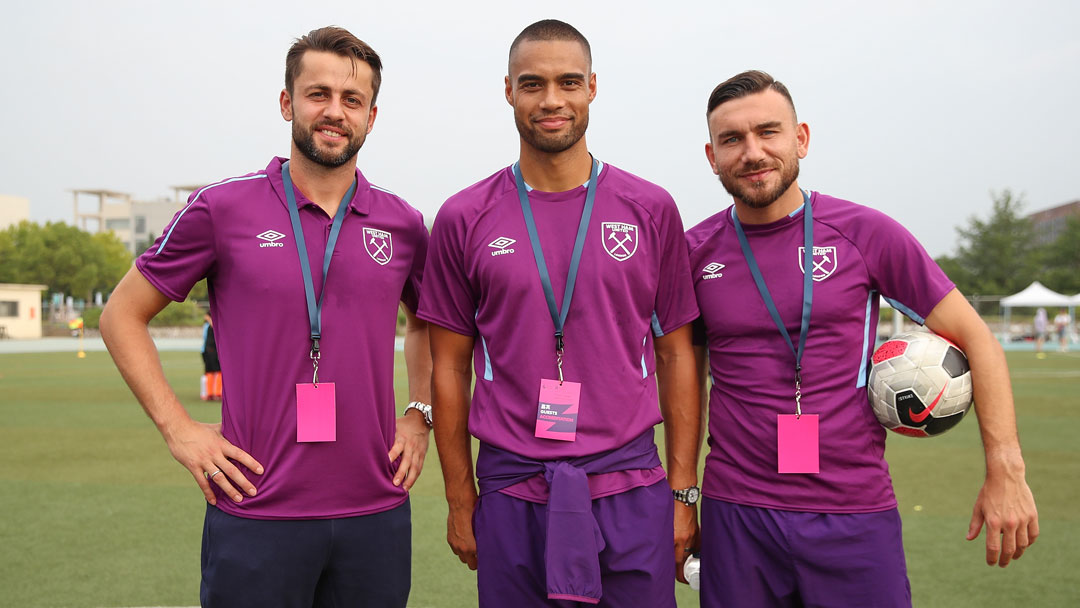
[999,281,1072,341]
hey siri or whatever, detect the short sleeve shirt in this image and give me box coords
[137,157,428,519]
[419,163,699,459]
[686,192,954,513]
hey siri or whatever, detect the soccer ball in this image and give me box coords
[867,331,974,437]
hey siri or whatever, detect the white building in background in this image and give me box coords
[72,185,198,254]
[0,194,30,230]
[0,283,48,339]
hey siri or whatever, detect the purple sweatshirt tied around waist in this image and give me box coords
[476,430,662,604]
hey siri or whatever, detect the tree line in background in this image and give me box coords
[0,220,207,327]
[935,190,1080,298]
[0,220,131,301]
[1,190,1076,320]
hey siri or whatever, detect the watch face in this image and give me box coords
[687,487,700,503]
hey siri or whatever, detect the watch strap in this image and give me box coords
[404,401,433,427]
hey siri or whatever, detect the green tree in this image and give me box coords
[940,190,1037,296]
[1039,216,1080,294]
[0,220,132,300]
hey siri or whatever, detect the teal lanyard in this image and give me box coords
[281,160,357,384]
[731,190,813,415]
[515,157,599,382]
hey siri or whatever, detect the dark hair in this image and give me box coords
[706,70,795,118]
[509,19,592,70]
[285,26,383,103]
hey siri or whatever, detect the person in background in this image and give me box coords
[1033,307,1048,359]
[1054,308,1070,352]
[200,313,222,400]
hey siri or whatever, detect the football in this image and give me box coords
[867,331,974,437]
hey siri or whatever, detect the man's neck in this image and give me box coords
[517,139,592,192]
[287,149,357,217]
[733,182,805,225]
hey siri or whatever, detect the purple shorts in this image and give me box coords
[700,499,911,607]
[474,480,676,607]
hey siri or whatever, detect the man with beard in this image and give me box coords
[419,19,701,607]
[99,27,431,607]
[686,70,1038,607]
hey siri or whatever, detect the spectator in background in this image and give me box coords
[1034,307,1048,359]
[201,313,222,400]
[1054,309,1070,352]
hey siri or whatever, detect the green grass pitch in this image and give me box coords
[0,350,1077,607]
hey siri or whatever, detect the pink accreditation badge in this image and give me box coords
[296,382,336,442]
[777,414,819,473]
[535,379,581,442]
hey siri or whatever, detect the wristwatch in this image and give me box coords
[403,401,433,428]
[672,486,700,506]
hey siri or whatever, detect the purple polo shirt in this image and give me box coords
[686,192,954,513]
[419,163,698,464]
[136,157,427,520]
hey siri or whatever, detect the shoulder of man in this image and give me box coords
[434,166,518,224]
[685,207,732,254]
[598,162,676,210]
[186,168,273,208]
[365,180,426,228]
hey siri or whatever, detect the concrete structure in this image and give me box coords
[1028,199,1080,248]
[72,188,185,253]
[0,283,48,339]
[0,194,30,230]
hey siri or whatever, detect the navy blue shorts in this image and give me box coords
[700,498,911,607]
[201,499,411,608]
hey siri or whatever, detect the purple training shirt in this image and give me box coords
[686,192,954,513]
[419,163,699,461]
[137,157,428,520]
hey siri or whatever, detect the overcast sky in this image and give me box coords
[2,0,1077,256]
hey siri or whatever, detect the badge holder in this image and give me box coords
[297,342,336,442]
[777,366,818,473]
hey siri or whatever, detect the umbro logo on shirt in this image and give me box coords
[257,230,286,248]
[702,262,725,280]
[489,237,516,257]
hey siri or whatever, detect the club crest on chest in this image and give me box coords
[364,227,393,265]
[798,245,837,281]
[602,222,638,261]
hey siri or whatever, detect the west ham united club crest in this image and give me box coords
[364,227,393,265]
[798,246,837,281]
[602,222,638,261]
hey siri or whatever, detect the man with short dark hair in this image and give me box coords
[100,26,431,607]
[687,70,1039,607]
[421,19,701,607]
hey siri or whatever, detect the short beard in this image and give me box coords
[719,159,800,209]
[293,122,364,168]
[515,113,589,154]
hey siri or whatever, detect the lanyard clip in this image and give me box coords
[555,331,565,385]
[794,364,802,418]
[310,339,321,387]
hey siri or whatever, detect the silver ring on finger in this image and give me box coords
[208,469,223,480]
